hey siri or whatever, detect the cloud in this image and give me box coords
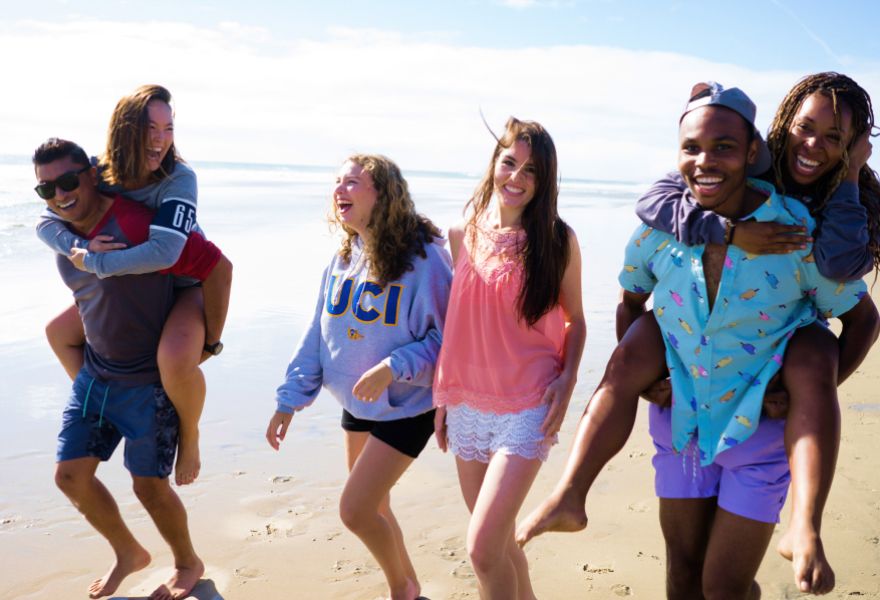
[1,19,877,182]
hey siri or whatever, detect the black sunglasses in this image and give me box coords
[34,165,90,200]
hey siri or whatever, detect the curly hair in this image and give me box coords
[333,154,441,286]
[99,84,181,187]
[767,72,880,274]
[467,117,570,326]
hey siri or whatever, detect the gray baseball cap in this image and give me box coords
[681,82,772,176]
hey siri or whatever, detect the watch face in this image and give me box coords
[206,341,224,355]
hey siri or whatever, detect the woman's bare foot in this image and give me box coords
[778,525,835,594]
[149,557,205,599]
[174,431,201,486]
[87,544,151,598]
[515,490,588,547]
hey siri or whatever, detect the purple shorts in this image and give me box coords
[649,404,790,524]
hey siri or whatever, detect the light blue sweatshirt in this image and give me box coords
[36,161,198,278]
[275,237,453,421]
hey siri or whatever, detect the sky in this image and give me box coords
[3,0,879,181]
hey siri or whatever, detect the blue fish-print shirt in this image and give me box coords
[620,179,866,465]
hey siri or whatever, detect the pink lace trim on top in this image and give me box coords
[466,222,525,285]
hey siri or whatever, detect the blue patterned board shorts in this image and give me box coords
[57,369,179,478]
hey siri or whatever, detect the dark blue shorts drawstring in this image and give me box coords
[81,376,110,428]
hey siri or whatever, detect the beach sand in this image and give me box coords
[3,287,879,600]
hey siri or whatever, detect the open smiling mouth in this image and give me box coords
[693,175,723,193]
[795,154,821,173]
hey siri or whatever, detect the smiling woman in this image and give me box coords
[268,153,452,600]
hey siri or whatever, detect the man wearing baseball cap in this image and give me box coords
[517,82,879,597]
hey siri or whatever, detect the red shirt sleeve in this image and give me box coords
[160,232,222,281]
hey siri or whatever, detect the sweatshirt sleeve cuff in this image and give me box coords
[381,356,399,380]
[275,401,296,414]
[82,252,98,274]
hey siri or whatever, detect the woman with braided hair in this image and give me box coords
[517,73,879,596]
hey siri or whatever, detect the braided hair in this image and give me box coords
[766,72,880,274]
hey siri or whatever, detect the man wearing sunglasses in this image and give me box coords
[518,84,879,597]
[32,138,232,599]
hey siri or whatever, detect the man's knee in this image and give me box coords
[132,477,170,508]
[665,553,703,597]
[55,463,90,497]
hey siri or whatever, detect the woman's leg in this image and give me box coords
[157,287,206,487]
[517,311,667,545]
[340,431,420,600]
[46,304,85,381]
[457,453,542,600]
[777,322,839,594]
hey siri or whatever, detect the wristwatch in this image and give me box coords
[203,340,224,356]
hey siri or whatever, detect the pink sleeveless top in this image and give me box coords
[433,222,565,414]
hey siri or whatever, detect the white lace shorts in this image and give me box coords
[445,403,557,463]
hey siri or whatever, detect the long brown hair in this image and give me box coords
[767,72,880,273]
[467,117,570,326]
[333,154,441,286]
[99,84,181,187]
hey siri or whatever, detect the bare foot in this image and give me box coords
[515,490,588,547]
[174,431,201,486]
[149,558,205,599]
[87,545,151,598]
[777,526,835,594]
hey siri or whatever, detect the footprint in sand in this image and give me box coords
[439,536,467,562]
[270,475,294,484]
[612,583,632,596]
[628,450,647,458]
[451,561,475,580]
[332,559,379,578]
[627,501,648,513]
[233,566,262,580]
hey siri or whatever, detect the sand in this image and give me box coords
[2,286,879,599]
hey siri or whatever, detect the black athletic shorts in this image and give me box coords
[341,408,436,459]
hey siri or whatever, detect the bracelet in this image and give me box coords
[723,219,736,245]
